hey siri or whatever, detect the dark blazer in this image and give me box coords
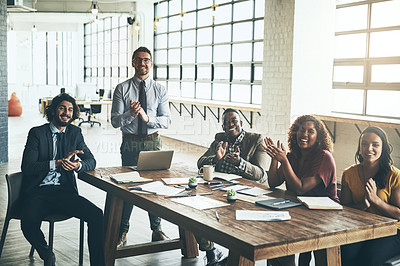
[21,123,96,197]
[197,131,267,183]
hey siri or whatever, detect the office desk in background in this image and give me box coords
[80,166,397,266]
[41,98,113,122]
[76,100,113,122]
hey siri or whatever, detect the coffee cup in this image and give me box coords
[198,165,214,181]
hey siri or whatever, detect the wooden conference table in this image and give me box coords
[79,166,397,266]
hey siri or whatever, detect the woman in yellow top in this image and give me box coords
[341,126,400,266]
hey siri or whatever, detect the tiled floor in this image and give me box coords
[0,108,275,265]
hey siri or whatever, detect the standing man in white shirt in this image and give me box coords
[111,46,171,247]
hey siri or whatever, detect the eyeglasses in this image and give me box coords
[133,58,152,64]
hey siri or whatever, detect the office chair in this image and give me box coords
[78,104,101,127]
[0,173,85,266]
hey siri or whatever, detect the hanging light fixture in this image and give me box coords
[211,3,218,23]
[91,1,98,15]
[179,10,186,22]
[135,22,141,31]
[153,16,160,31]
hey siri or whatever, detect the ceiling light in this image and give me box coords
[179,11,186,22]
[153,17,160,31]
[91,3,98,15]
[211,3,218,23]
[134,22,140,31]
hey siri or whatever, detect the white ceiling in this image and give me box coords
[7,0,142,24]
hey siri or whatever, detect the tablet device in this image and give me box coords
[255,198,303,210]
[131,150,174,171]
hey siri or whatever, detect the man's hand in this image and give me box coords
[226,146,241,166]
[138,106,149,123]
[56,150,84,171]
[129,100,141,117]
[130,100,149,122]
[214,141,227,163]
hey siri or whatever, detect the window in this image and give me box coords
[27,31,74,86]
[84,16,130,96]
[333,0,400,119]
[153,0,264,105]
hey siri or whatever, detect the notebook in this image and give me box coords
[130,150,174,171]
[255,198,303,210]
[109,172,152,184]
[297,196,343,210]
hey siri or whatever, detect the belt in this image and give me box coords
[123,132,159,141]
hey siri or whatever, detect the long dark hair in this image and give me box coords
[288,115,333,156]
[45,93,80,122]
[356,126,393,189]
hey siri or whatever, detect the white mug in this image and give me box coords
[198,165,214,181]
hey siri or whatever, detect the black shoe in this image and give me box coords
[205,248,224,266]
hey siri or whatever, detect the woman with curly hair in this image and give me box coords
[341,126,400,266]
[262,115,338,266]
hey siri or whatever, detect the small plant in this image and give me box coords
[188,177,197,183]
[188,177,198,189]
[227,189,236,196]
[227,189,237,203]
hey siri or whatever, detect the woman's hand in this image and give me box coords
[365,178,381,204]
[365,178,380,205]
[363,194,371,209]
[262,137,287,163]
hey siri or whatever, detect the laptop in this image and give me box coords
[131,150,174,171]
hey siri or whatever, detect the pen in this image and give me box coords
[204,181,222,185]
[128,186,157,194]
[191,192,213,196]
[272,199,291,206]
[215,211,220,222]
[165,192,192,198]
[211,186,225,191]
[209,183,225,188]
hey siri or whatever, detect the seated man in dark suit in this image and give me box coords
[20,93,105,266]
[196,108,268,266]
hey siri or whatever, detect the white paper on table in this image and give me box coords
[132,181,184,196]
[162,177,206,185]
[220,185,250,192]
[171,196,229,210]
[236,210,291,221]
[213,172,242,181]
[237,187,272,197]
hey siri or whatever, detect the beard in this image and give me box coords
[54,114,73,127]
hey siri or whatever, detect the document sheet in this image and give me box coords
[236,210,291,221]
[172,196,229,210]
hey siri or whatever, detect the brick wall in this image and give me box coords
[261,0,295,142]
[0,0,8,164]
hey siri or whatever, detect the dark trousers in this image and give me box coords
[341,229,400,266]
[20,186,105,266]
[119,135,162,235]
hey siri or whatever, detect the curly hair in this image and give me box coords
[287,115,333,156]
[355,126,393,189]
[45,93,80,122]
